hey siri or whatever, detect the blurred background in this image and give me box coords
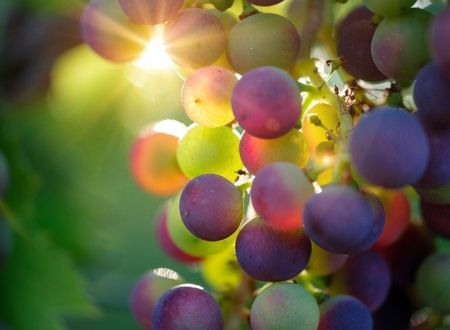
[0,0,203,328]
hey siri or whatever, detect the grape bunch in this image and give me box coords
[80,0,450,329]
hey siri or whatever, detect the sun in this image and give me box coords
[133,26,174,70]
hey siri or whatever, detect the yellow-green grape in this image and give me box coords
[307,242,348,276]
[182,66,238,127]
[201,245,242,292]
[302,103,339,153]
[177,125,243,181]
[166,194,235,257]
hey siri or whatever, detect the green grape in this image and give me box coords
[362,0,416,17]
[176,125,243,182]
[227,13,300,74]
[201,244,242,292]
[250,282,319,330]
[307,242,348,276]
[166,194,234,257]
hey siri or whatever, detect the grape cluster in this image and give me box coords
[80,0,450,329]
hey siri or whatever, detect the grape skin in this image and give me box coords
[307,242,348,276]
[250,283,319,330]
[330,250,391,311]
[232,66,301,139]
[119,0,183,25]
[250,162,313,231]
[335,6,374,39]
[152,284,223,330]
[303,185,376,254]
[130,268,184,329]
[318,295,373,330]
[349,107,429,188]
[431,7,450,72]
[180,174,243,241]
[235,217,311,282]
[362,0,416,17]
[164,8,226,69]
[248,0,284,6]
[227,13,300,74]
[80,0,151,62]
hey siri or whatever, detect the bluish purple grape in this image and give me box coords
[303,185,376,254]
[359,193,385,251]
[232,67,301,139]
[235,217,311,282]
[152,284,223,330]
[179,174,243,241]
[349,107,430,188]
[415,127,450,189]
[130,268,184,329]
[250,283,319,330]
[431,7,450,73]
[336,6,374,39]
[420,200,450,238]
[318,295,373,330]
[330,250,391,311]
[337,19,386,82]
[414,63,450,129]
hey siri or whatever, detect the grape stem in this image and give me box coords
[239,0,259,20]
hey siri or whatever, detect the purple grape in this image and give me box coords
[359,193,385,251]
[235,217,311,282]
[232,67,301,139]
[130,268,184,329]
[179,174,243,241]
[414,63,450,129]
[318,295,373,330]
[337,19,386,82]
[152,284,223,330]
[250,162,313,231]
[0,152,9,197]
[420,200,450,238]
[330,250,391,311]
[336,6,374,39]
[119,0,183,25]
[415,127,450,189]
[431,7,450,73]
[303,185,376,254]
[349,107,430,188]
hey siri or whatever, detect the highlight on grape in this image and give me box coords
[79,0,450,328]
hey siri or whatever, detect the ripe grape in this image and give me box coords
[330,250,391,311]
[362,0,416,17]
[360,193,385,251]
[373,190,410,248]
[0,152,9,197]
[301,103,339,153]
[180,174,243,241]
[415,127,450,189]
[248,0,284,6]
[227,13,300,74]
[431,7,450,72]
[181,66,237,128]
[232,67,301,139]
[307,242,348,276]
[303,185,376,254]
[152,284,223,330]
[130,268,184,329]
[337,19,386,82]
[318,295,373,330]
[239,129,308,175]
[420,200,450,239]
[335,6,374,39]
[371,9,432,81]
[250,283,319,330]
[349,107,429,188]
[164,8,226,69]
[235,217,311,281]
[167,194,234,257]
[176,125,243,182]
[130,120,188,196]
[80,0,151,62]
[416,251,450,313]
[119,0,183,25]
[250,162,313,231]
[414,63,450,129]
[155,205,202,264]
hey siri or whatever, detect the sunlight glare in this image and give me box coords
[133,27,174,70]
